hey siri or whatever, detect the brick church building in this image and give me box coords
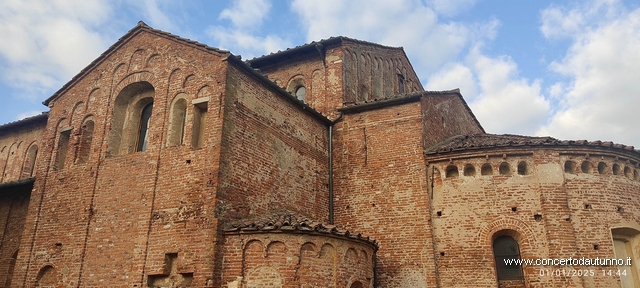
[1,22,639,288]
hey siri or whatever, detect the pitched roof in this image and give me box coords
[43,21,230,106]
[338,89,485,133]
[246,36,403,67]
[426,133,639,155]
[0,112,48,135]
[224,211,377,246]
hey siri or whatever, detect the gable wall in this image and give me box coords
[217,63,329,223]
[342,43,422,106]
[249,45,344,119]
[421,92,484,149]
[12,31,228,287]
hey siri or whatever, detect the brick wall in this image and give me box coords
[221,231,375,288]
[12,29,229,287]
[217,63,329,223]
[427,146,640,287]
[333,101,438,287]
[421,91,484,149]
[248,43,344,119]
[0,183,31,288]
[0,119,45,183]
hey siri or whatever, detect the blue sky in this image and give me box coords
[1,0,640,146]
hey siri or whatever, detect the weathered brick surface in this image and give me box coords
[333,102,438,287]
[0,118,45,183]
[0,184,31,288]
[421,92,484,148]
[217,63,330,223]
[222,232,375,288]
[12,29,229,287]
[427,147,640,287]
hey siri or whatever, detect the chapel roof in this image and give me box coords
[224,211,377,246]
[246,36,404,67]
[0,112,48,135]
[338,89,485,133]
[426,133,639,156]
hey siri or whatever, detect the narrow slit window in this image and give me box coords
[137,103,153,152]
[76,120,94,163]
[191,102,208,149]
[55,129,72,170]
[168,98,187,146]
[397,74,405,94]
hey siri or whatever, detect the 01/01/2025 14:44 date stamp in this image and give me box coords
[539,269,628,277]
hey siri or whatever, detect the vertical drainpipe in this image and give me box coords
[329,113,343,225]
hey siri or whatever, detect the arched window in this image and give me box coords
[21,144,38,178]
[167,97,187,146]
[286,75,306,102]
[493,236,524,280]
[76,119,94,163]
[108,82,155,156]
[55,126,72,170]
[137,103,153,152]
[295,86,306,102]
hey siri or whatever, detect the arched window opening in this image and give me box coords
[350,281,364,288]
[598,162,607,174]
[36,265,57,287]
[564,161,576,174]
[445,165,458,178]
[137,103,153,152]
[463,164,476,176]
[581,161,592,174]
[613,163,621,175]
[167,98,187,146]
[55,127,72,170]
[481,163,493,175]
[76,120,94,163]
[517,161,529,175]
[108,82,155,156]
[624,166,632,179]
[499,162,511,175]
[397,74,405,94]
[493,236,524,280]
[295,86,306,102]
[21,144,38,179]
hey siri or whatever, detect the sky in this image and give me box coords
[1,0,640,147]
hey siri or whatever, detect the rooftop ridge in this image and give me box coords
[426,133,639,156]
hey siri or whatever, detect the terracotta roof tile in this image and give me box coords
[0,112,48,134]
[224,211,377,245]
[426,133,639,155]
[246,36,402,65]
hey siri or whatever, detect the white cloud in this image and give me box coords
[426,0,477,17]
[15,110,42,121]
[538,3,640,146]
[290,0,494,78]
[133,0,182,33]
[219,0,271,29]
[207,0,290,59]
[0,0,113,97]
[465,48,550,135]
[424,63,477,97]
